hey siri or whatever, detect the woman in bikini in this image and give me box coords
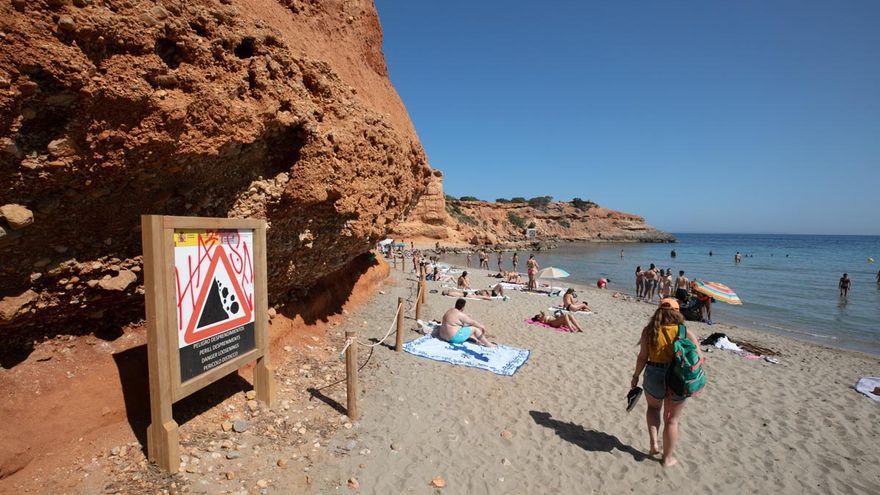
[457,271,471,289]
[526,254,539,290]
[562,288,592,312]
[512,252,519,272]
[635,266,644,299]
[530,311,584,332]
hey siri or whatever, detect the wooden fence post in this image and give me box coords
[345,331,359,420]
[420,265,427,304]
[395,297,404,352]
[415,282,422,322]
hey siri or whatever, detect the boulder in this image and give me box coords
[0,204,34,230]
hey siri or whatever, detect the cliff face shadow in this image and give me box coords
[279,252,379,325]
[113,344,252,453]
[529,410,648,462]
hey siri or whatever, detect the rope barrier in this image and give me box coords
[312,271,422,394]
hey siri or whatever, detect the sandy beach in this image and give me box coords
[305,261,880,494]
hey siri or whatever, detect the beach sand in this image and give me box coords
[306,263,880,494]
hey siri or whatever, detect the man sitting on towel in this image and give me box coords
[439,298,495,347]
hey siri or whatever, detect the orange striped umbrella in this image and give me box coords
[692,280,742,305]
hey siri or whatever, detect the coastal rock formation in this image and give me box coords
[389,169,460,240]
[0,0,430,364]
[393,175,673,245]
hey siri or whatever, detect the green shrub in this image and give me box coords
[445,194,458,203]
[528,196,553,209]
[459,196,481,202]
[558,219,571,228]
[496,198,510,203]
[508,212,527,229]
[510,197,527,203]
[570,197,598,211]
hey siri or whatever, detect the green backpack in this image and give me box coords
[666,324,706,397]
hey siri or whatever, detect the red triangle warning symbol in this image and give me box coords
[182,245,253,345]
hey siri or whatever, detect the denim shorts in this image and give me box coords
[644,363,686,402]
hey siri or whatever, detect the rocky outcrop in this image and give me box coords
[0,0,430,365]
[447,200,674,245]
[390,169,459,240]
[393,173,673,246]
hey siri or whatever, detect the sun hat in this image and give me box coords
[659,297,680,311]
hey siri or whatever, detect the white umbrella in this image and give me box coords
[537,267,570,279]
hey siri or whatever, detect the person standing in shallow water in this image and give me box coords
[466,253,472,267]
[839,273,851,297]
[497,251,503,272]
[635,266,644,299]
[512,252,519,272]
[631,298,703,467]
[735,251,742,264]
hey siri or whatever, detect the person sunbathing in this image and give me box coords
[438,298,494,347]
[457,271,471,289]
[530,311,584,332]
[562,288,593,312]
[506,271,524,284]
[442,283,504,300]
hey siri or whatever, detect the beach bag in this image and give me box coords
[666,324,706,397]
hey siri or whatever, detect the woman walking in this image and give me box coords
[630,298,703,467]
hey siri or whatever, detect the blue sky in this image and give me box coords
[374,0,880,235]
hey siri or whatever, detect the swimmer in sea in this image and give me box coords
[839,273,851,297]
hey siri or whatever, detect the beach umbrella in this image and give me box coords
[692,280,742,305]
[537,267,570,279]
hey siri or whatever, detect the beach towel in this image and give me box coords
[549,306,593,315]
[442,292,507,301]
[402,335,529,376]
[854,377,880,403]
[524,318,572,333]
[521,287,564,297]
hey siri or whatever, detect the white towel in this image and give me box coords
[855,377,880,403]
[714,336,742,352]
[549,306,593,315]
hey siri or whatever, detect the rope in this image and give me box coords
[311,271,423,393]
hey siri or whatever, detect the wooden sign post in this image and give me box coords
[141,215,275,473]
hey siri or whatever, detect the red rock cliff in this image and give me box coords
[0,0,430,364]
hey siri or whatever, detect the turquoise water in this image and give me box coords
[442,234,880,355]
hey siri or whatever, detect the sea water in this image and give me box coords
[440,234,880,355]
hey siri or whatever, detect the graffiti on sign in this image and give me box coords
[173,229,256,382]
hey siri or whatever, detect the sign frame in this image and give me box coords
[141,215,275,472]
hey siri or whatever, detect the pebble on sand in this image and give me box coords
[347,478,360,489]
[430,476,446,488]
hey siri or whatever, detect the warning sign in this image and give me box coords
[174,229,256,382]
